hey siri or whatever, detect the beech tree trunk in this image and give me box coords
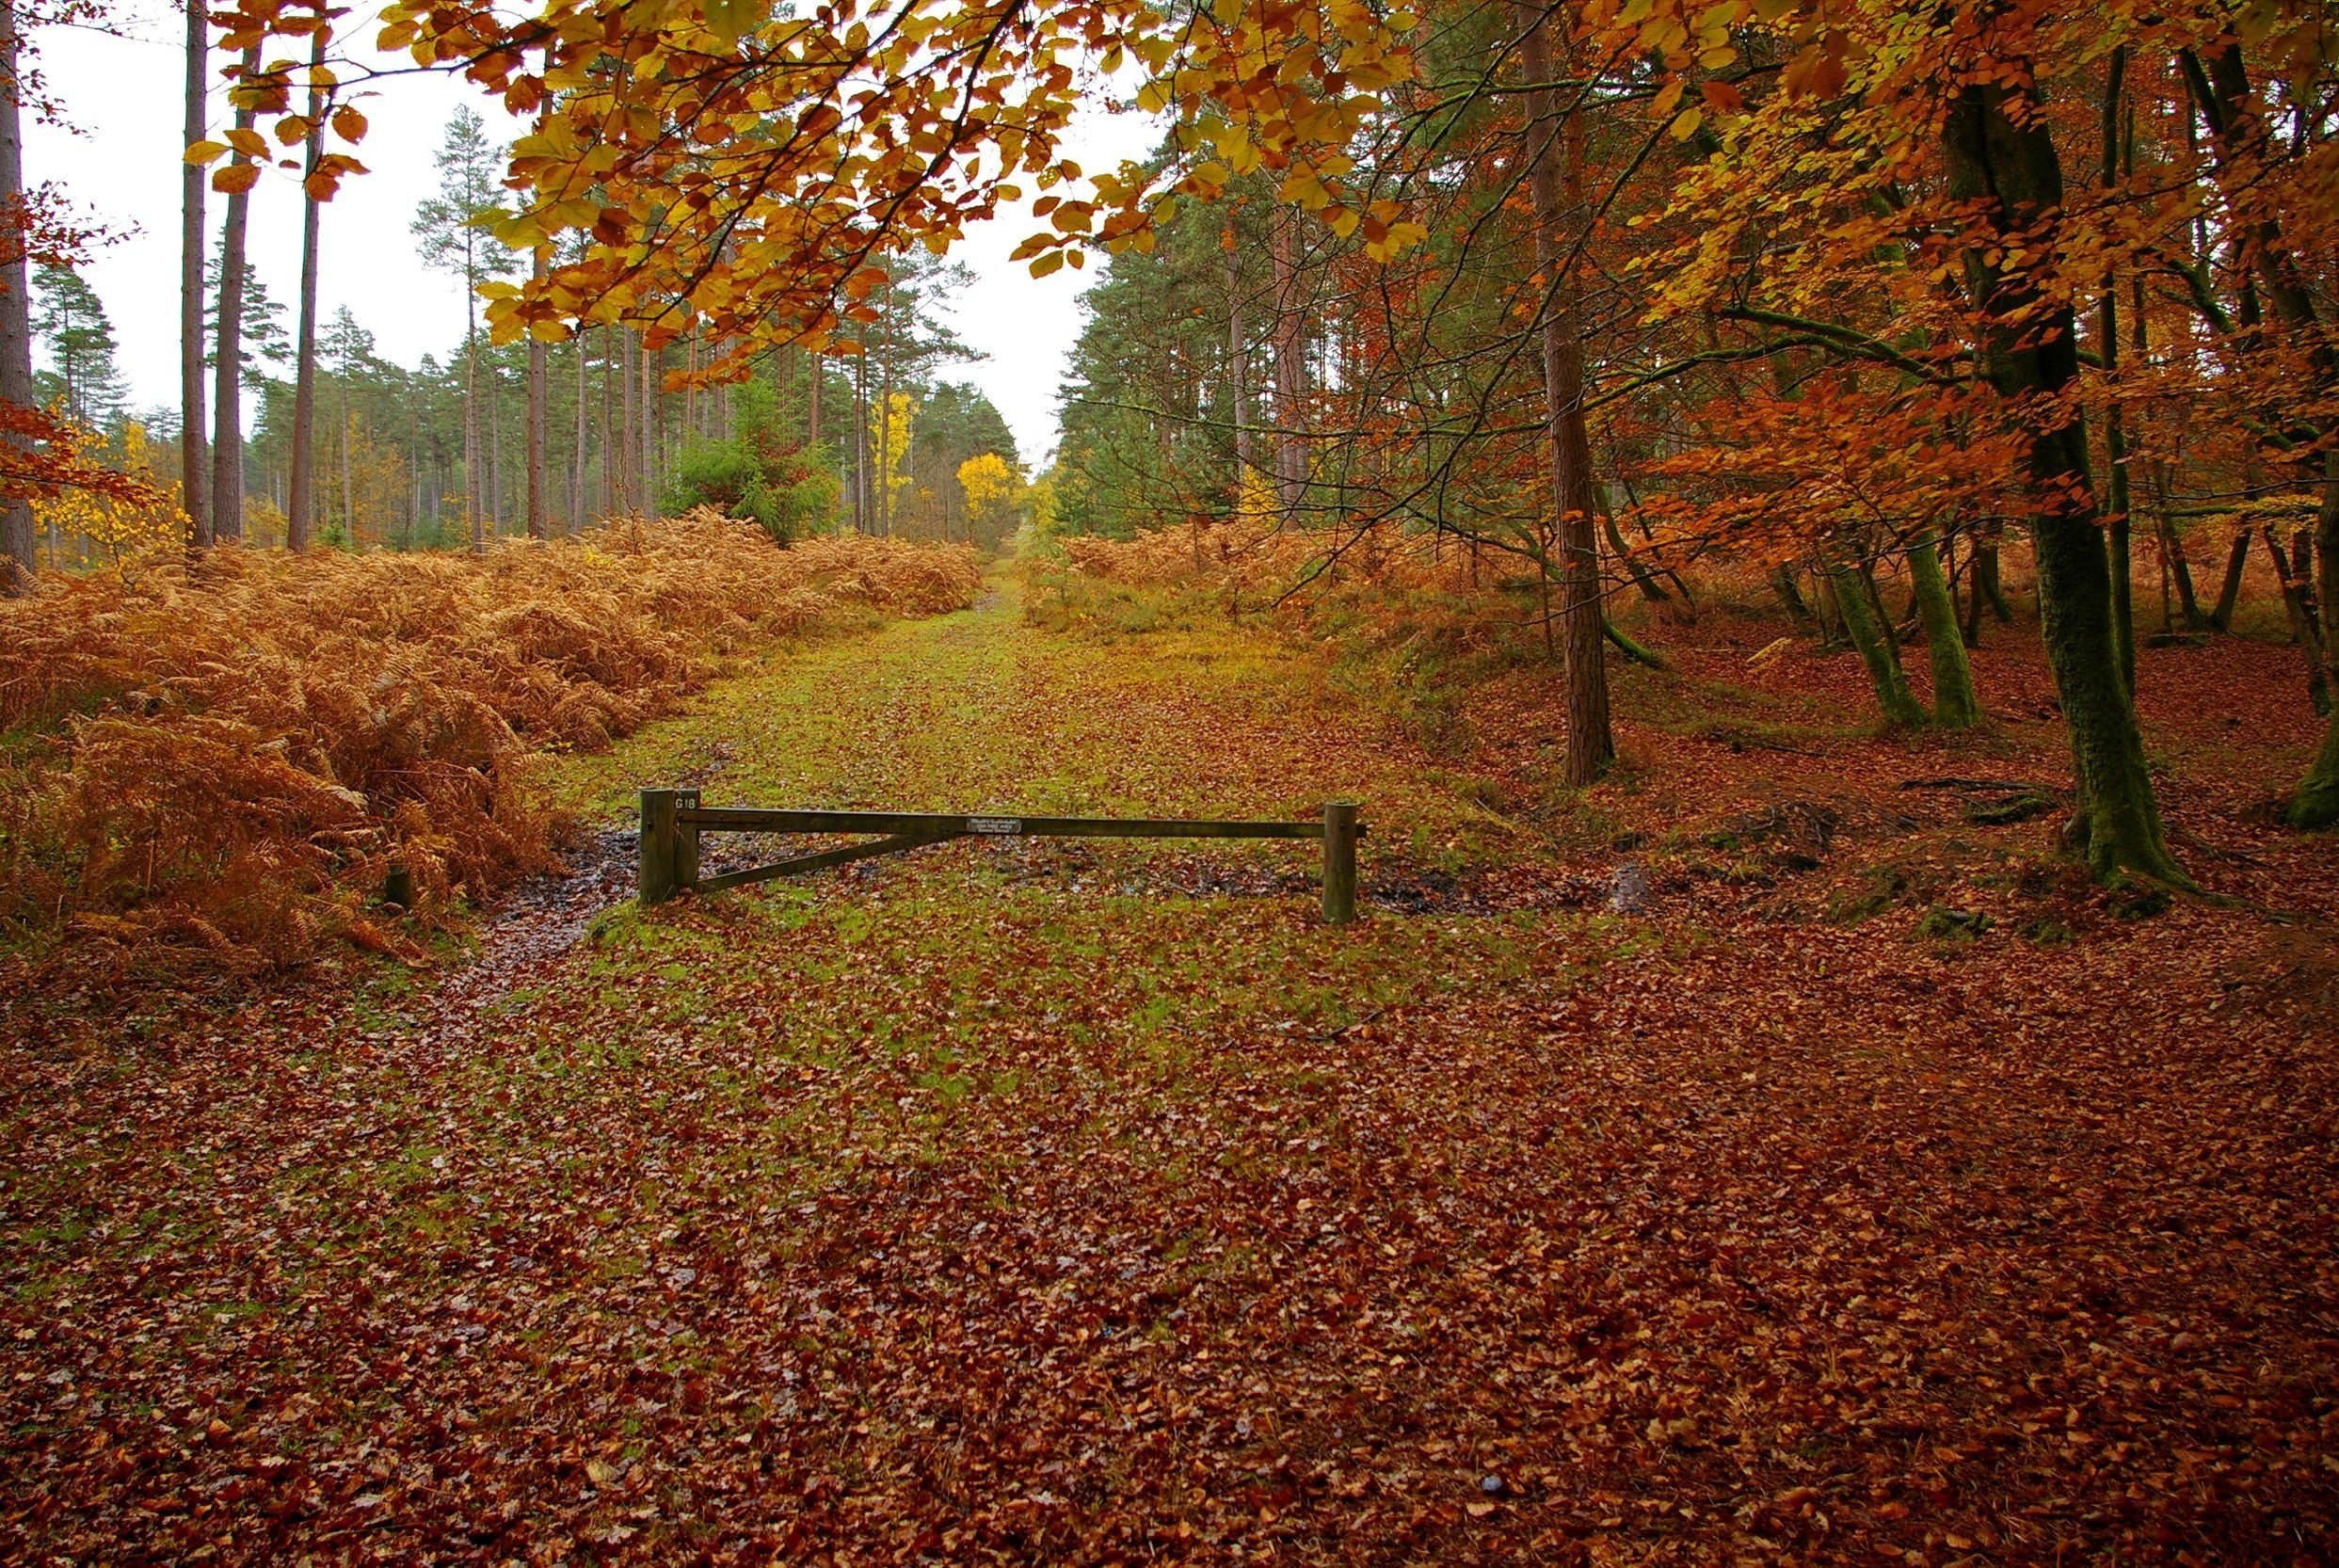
[1944,79,2183,883]
[210,46,260,544]
[1908,534,1981,726]
[286,30,326,553]
[180,0,209,553]
[2098,46,2135,694]
[1830,562,1926,727]
[1515,2,1614,786]
[2180,40,2339,825]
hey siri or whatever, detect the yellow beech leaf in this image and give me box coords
[184,139,231,165]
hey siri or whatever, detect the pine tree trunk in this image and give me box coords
[488,362,503,533]
[179,0,209,554]
[1515,1,1613,786]
[210,46,259,544]
[526,252,547,539]
[1945,79,2183,883]
[599,328,616,519]
[571,332,587,530]
[620,329,639,516]
[0,0,36,593]
[1270,209,1306,523]
[286,33,325,553]
[1908,533,1981,726]
[462,280,483,549]
[1226,234,1251,490]
[644,339,660,514]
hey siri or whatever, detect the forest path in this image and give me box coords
[547,555,1525,874]
[7,559,2334,1563]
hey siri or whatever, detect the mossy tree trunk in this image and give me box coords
[1908,534,1982,726]
[2292,456,2339,826]
[1826,561,1927,728]
[1944,79,2186,884]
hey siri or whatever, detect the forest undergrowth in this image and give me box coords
[0,514,979,977]
[2,558,2333,1564]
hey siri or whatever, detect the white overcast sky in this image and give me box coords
[24,7,1162,464]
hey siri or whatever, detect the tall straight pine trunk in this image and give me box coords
[209,46,259,544]
[0,0,36,593]
[1226,232,1252,488]
[1515,1,1613,786]
[526,292,547,539]
[180,0,209,552]
[285,29,326,552]
[1944,79,2181,882]
[1270,209,1305,522]
[570,331,587,529]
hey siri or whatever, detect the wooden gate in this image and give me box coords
[637,791,1365,922]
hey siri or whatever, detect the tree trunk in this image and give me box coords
[526,251,547,538]
[807,344,821,446]
[1226,232,1252,491]
[620,328,639,516]
[1908,533,1981,726]
[2098,46,2135,694]
[2298,454,2339,825]
[463,287,483,549]
[599,328,616,518]
[2264,525,2331,712]
[1516,2,1613,785]
[1770,564,1816,630]
[1271,208,1306,523]
[571,330,587,530]
[644,338,661,514]
[286,30,326,553]
[210,46,259,544]
[1829,561,1927,727]
[0,0,35,593]
[1944,79,2183,883]
[179,0,209,554]
[488,360,503,532]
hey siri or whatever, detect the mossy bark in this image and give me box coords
[1826,563,1927,728]
[2292,460,2339,827]
[1908,534,1982,727]
[1944,79,2186,885]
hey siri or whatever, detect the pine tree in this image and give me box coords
[30,264,126,428]
[411,106,516,552]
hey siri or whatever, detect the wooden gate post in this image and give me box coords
[639,789,679,905]
[676,787,701,893]
[1322,801,1359,924]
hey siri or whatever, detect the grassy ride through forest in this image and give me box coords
[3,559,2335,1563]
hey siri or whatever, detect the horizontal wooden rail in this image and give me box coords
[676,806,1364,840]
[640,791,1366,921]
